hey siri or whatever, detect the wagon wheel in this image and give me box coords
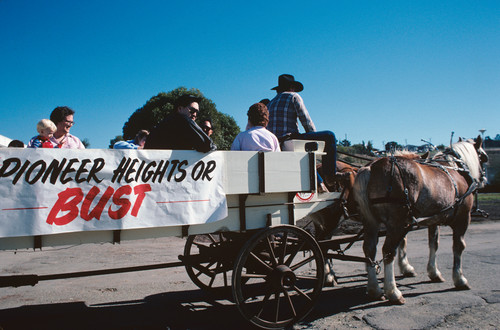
[232,225,325,329]
[184,232,237,292]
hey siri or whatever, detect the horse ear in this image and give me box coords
[458,137,463,142]
[475,134,483,149]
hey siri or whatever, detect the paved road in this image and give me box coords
[1,220,499,329]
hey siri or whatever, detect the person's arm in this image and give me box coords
[293,94,316,133]
[113,140,137,149]
[184,116,217,152]
[28,137,41,148]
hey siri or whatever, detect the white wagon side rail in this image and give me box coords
[0,148,337,251]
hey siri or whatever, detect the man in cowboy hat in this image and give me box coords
[267,74,338,184]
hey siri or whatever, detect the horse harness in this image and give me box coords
[370,155,479,230]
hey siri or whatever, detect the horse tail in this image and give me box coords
[353,166,377,226]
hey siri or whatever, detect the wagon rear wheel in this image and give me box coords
[183,233,236,292]
[232,225,325,329]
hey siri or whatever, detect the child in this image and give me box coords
[28,119,58,148]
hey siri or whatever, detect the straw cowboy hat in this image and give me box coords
[271,74,304,92]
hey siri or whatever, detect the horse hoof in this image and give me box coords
[402,270,417,278]
[430,275,445,283]
[389,296,406,305]
[455,283,471,291]
[367,290,385,301]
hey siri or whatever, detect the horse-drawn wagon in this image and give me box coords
[0,136,489,329]
[0,143,350,328]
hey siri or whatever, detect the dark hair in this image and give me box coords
[174,95,201,111]
[134,130,149,143]
[50,106,75,125]
[8,140,24,148]
[259,98,270,106]
[202,118,214,129]
[247,103,269,127]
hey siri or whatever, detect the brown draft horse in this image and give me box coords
[352,136,488,304]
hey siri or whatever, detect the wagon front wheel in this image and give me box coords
[232,225,325,329]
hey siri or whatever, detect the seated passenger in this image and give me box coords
[200,119,214,137]
[28,119,57,148]
[231,103,280,151]
[49,106,85,149]
[8,140,25,148]
[144,94,216,152]
[267,74,337,185]
[113,130,149,149]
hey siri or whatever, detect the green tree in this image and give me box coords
[121,87,240,150]
[339,139,351,147]
[81,138,90,148]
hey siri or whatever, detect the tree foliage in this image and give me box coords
[81,138,90,148]
[121,87,240,150]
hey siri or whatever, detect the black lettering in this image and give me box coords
[202,160,216,181]
[25,160,46,184]
[75,159,91,183]
[142,161,156,183]
[175,160,188,182]
[87,158,104,183]
[135,160,146,182]
[191,161,204,181]
[111,157,130,183]
[166,160,178,181]
[13,160,31,185]
[125,159,139,183]
[60,158,79,184]
[0,158,21,178]
[152,160,169,183]
[42,158,67,184]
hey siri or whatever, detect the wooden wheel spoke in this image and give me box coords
[207,233,217,244]
[255,291,273,317]
[192,241,209,249]
[274,290,281,322]
[223,266,228,287]
[295,274,319,281]
[290,254,315,271]
[265,236,278,267]
[284,240,306,267]
[233,226,324,329]
[292,285,313,301]
[240,273,267,279]
[249,251,274,272]
[192,261,217,277]
[280,232,289,263]
[282,289,297,317]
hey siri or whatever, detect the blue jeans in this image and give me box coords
[294,130,337,178]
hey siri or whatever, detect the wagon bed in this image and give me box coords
[1,145,348,328]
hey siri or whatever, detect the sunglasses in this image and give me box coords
[201,125,213,131]
[187,106,199,115]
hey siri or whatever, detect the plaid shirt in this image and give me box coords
[267,92,316,138]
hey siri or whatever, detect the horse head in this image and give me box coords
[451,135,489,188]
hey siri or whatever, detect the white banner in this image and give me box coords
[0,149,227,238]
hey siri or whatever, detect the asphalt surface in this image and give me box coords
[0,220,499,329]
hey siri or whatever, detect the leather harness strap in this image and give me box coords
[369,156,478,228]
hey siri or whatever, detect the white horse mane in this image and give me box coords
[451,140,481,181]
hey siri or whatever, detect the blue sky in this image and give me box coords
[1,0,499,149]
